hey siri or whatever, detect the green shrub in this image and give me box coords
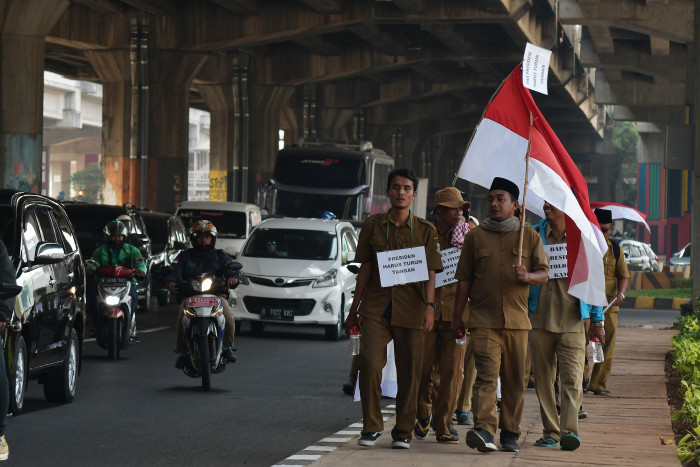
[672,313,700,463]
[677,426,700,464]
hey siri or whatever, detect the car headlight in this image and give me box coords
[313,269,337,288]
[105,295,120,306]
[238,273,249,285]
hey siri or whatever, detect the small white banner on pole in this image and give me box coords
[376,246,428,287]
[522,42,552,95]
[435,247,461,288]
[544,243,568,279]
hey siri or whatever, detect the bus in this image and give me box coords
[263,140,395,221]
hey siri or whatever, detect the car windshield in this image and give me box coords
[243,228,337,260]
[178,209,246,239]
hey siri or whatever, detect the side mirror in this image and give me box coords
[34,242,64,264]
[346,264,360,274]
[0,283,22,299]
[228,261,243,272]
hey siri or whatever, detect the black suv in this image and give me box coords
[0,190,86,413]
[63,202,153,311]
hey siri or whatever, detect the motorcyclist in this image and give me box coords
[165,220,239,369]
[86,220,147,344]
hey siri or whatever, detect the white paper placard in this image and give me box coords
[545,243,567,279]
[377,246,428,287]
[523,42,552,95]
[435,247,461,288]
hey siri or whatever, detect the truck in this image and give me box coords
[262,139,395,221]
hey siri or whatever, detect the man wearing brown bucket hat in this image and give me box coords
[413,187,471,444]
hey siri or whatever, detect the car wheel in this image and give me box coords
[138,279,151,312]
[325,297,344,341]
[250,321,265,334]
[44,328,79,403]
[8,335,27,414]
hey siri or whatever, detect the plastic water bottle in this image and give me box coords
[455,328,467,346]
[349,326,361,355]
[590,337,604,364]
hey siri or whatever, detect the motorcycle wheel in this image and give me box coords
[199,334,211,391]
[108,318,120,360]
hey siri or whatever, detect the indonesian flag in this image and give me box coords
[457,65,608,306]
[590,201,651,232]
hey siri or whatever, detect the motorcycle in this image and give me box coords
[177,272,233,391]
[93,264,136,360]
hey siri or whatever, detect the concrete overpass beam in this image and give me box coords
[594,70,685,106]
[0,0,70,192]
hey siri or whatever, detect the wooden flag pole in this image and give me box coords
[517,111,534,265]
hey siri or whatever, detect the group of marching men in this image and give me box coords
[344,168,629,453]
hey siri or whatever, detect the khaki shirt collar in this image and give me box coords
[545,222,566,242]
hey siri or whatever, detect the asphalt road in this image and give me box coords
[4,302,362,467]
[2,304,679,466]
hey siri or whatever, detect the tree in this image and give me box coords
[69,163,102,202]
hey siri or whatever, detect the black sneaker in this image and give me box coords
[578,406,588,420]
[413,414,431,440]
[391,438,410,449]
[358,432,382,446]
[222,347,237,363]
[499,430,520,452]
[175,354,188,369]
[436,433,459,444]
[466,428,498,452]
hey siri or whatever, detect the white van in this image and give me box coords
[175,201,262,258]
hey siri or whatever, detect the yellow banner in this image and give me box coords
[209,170,227,201]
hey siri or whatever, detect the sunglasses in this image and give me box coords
[601,227,610,233]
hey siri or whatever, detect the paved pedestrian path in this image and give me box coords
[276,327,680,466]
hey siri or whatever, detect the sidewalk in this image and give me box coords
[276,327,680,466]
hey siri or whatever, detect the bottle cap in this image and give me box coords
[349,326,360,335]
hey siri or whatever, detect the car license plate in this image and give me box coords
[260,307,294,321]
[187,296,220,307]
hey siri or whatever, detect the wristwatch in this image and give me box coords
[426,302,437,310]
[618,292,625,299]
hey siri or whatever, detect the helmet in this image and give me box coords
[190,220,218,249]
[104,220,128,238]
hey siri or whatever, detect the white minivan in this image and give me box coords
[175,201,262,258]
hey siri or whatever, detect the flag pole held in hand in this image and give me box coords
[517,111,533,265]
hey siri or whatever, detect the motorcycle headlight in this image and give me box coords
[237,273,249,286]
[105,295,120,306]
[313,269,337,288]
[201,277,213,292]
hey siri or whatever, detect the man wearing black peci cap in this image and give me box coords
[452,177,549,453]
[586,208,629,397]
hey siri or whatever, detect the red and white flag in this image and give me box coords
[590,201,651,232]
[457,64,608,306]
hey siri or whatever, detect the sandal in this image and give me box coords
[593,389,612,396]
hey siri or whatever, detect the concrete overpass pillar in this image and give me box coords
[147,51,206,212]
[85,50,133,205]
[247,85,294,203]
[0,0,70,192]
[197,84,237,202]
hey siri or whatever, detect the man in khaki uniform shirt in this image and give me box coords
[588,208,629,396]
[529,202,605,451]
[414,187,469,444]
[452,177,549,453]
[345,168,442,449]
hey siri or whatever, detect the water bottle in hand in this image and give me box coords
[455,328,467,346]
[590,337,604,363]
[349,326,361,356]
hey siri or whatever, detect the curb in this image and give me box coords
[622,296,686,310]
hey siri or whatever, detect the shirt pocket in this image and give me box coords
[512,247,530,268]
[475,248,492,274]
